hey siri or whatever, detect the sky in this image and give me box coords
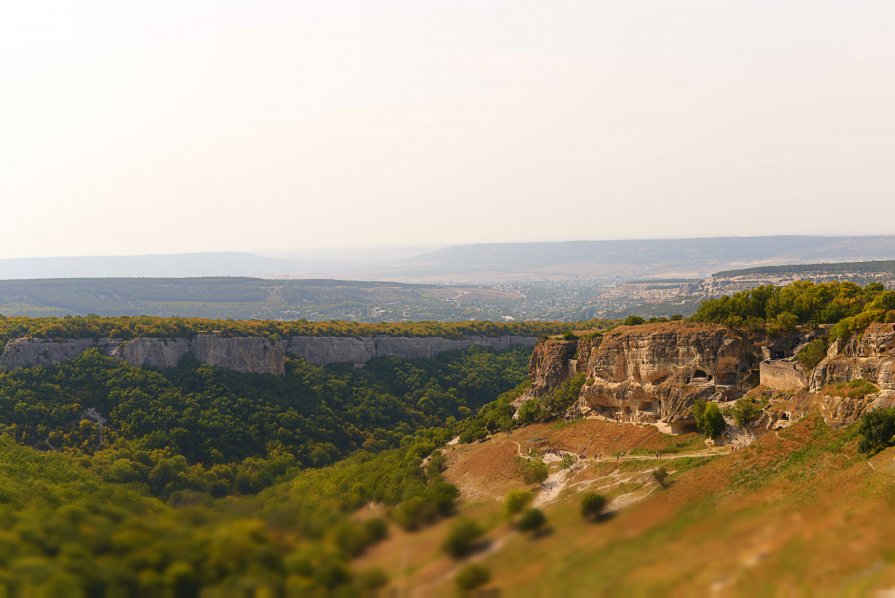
[1,0,894,258]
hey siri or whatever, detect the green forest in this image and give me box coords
[0,312,579,344]
[691,280,895,336]
[0,344,529,594]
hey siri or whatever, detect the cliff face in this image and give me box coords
[287,335,537,366]
[0,334,537,374]
[526,339,580,397]
[811,323,895,410]
[525,323,761,426]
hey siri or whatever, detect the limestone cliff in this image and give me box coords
[524,323,761,428]
[287,335,537,366]
[811,323,895,393]
[810,323,895,418]
[0,333,537,374]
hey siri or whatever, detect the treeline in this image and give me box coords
[692,281,895,336]
[0,313,592,343]
[714,260,895,278]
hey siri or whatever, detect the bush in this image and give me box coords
[652,466,668,488]
[796,338,830,371]
[624,316,645,326]
[731,396,763,428]
[392,496,438,531]
[580,493,607,521]
[504,489,532,519]
[442,519,485,559]
[456,564,491,591]
[692,400,725,438]
[823,379,880,400]
[354,568,389,591]
[515,508,547,534]
[858,408,895,454]
[518,457,549,485]
[561,329,576,340]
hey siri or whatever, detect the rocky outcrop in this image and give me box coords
[111,338,192,370]
[287,335,537,366]
[526,339,580,397]
[193,335,286,375]
[112,336,286,375]
[811,323,895,392]
[0,338,119,369]
[0,334,538,374]
[523,323,762,427]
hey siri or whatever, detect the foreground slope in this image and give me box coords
[360,414,895,595]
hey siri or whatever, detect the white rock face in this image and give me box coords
[0,338,115,369]
[111,338,194,370]
[0,334,537,373]
[286,335,538,366]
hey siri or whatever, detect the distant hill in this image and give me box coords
[0,252,306,279]
[713,259,895,278]
[349,235,895,282]
[5,236,895,283]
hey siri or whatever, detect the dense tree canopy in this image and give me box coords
[691,281,895,336]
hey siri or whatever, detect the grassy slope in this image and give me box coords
[359,415,895,595]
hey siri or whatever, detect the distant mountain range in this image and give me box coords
[3,235,895,283]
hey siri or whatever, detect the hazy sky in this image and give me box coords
[2,0,894,258]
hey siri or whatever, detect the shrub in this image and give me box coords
[652,466,668,488]
[442,519,485,559]
[796,338,830,371]
[823,379,880,400]
[456,564,491,591]
[518,457,549,485]
[731,396,763,428]
[354,568,389,591]
[504,489,532,519]
[516,399,546,425]
[858,408,895,454]
[392,496,437,531]
[561,329,577,340]
[516,508,547,534]
[580,493,607,521]
[624,316,645,326]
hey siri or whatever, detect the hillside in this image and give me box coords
[358,414,894,595]
[1,280,894,593]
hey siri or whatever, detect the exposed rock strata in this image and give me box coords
[0,334,538,374]
[524,323,762,427]
[287,335,537,366]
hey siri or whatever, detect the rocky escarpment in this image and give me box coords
[810,322,895,417]
[0,334,538,375]
[524,323,762,430]
[287,335,537,366]
[811,323,895,393]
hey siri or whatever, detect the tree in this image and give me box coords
[442,519,485,559]
[516,508,547,534]
[692,400,725,438]
[580,493,607,521]
[796,338,830,372]
[504,489,532,520]
[456,564,491,591]
[858,408,895,454]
